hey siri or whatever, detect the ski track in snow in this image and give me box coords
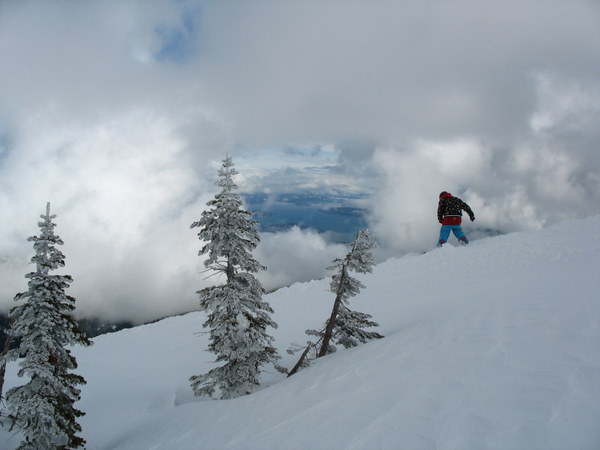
[2,216,600,449]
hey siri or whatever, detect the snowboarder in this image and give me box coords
[437,191,475,247]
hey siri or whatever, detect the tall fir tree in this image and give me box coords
[190,156,280,399]
[3,203,91,449]
[288,230,382,376]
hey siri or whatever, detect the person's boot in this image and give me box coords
[437,239,445,247]
[460,236,469,245]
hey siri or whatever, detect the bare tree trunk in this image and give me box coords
[317,266,347,358]
[226,260,235,283]
[0,327,13,401]
[287,342,314,377]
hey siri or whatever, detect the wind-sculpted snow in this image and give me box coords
[2,216,600,449]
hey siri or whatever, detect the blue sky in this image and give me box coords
[0,0,599,322]
[153,3,201,62]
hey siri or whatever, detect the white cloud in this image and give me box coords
[195,1,600,148]
[255,227,346,291]
[0,108,222,322]
[1,1,599,322]
[368,142,483,253]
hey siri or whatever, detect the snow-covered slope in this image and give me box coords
[3,217,600,449]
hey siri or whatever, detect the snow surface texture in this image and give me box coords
[2,216,600,449]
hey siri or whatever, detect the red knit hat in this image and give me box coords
[439,191,452,199]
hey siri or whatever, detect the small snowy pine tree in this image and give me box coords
[288,230,382,376]
[332,305,383,349]
[189,156,280,399]
[317,229,382,357]
[3,203,91,449]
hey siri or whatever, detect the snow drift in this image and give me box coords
[2,216,600,449]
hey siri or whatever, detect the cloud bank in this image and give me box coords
[1,1,599,322]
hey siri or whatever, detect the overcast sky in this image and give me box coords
[1,0,599,323]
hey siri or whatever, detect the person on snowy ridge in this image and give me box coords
[437,191,475,247]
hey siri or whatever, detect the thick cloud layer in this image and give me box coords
[197,1,600,145]
[369,73,600,252]
[1,1,599,322]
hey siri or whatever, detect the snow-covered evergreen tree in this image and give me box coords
[288,230,382,376]
[189,156,280,399]
[332,305,383,350]
[318,229,382,356]
[3,203,91,449]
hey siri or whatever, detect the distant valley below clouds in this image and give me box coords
[242,191,369,243]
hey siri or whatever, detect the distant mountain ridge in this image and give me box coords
[0,314,134,350]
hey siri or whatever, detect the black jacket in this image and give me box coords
[437,195,475,223]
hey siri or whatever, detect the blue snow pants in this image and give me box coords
[438,225,467,246]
